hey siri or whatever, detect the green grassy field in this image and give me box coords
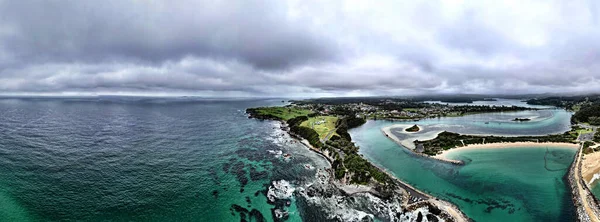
[252,107,313,120]
[577,127,593,135]
[300,116,338,140]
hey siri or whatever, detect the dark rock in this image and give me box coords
[426,214,439,222]
[249,209,266,222]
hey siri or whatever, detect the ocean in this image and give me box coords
[0,97,328,221]
[0,97,594,221]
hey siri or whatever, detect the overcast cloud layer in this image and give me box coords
[1,0,600,97]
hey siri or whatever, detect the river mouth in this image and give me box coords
[349,105,577,222]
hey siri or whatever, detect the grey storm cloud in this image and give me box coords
[1,0,600,97]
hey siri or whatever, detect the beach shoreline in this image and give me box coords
[436,142,580,162]
[381,124,579,165]
[268,120,470,221]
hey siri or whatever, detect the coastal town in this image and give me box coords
[292,97,535,120]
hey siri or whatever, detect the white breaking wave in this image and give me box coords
[267,180,295,202]
[590,173,600,185]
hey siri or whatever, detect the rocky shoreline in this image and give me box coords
[568,144,600,222]
[249,113,469,221]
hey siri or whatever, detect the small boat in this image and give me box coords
[484,122,489,124]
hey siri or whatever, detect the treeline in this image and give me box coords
[526,95,600,110]
[572,104,600,125]
[329,116,395,188]
[526,97,577,108]
[333,116,366,141]
[326,120,395,189]
[417,131,578,156]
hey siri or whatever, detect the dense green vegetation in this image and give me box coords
[405,124,420,132]
[572,104,600,125]
[246,106,313,121]
[583,141,595,154]
[299,116,338,140]
[418,131,578,156]
[287,116,323,149]
[527,95,600,125]
[247,106,395,191]
[525,95,600,110]
[594,130,600,143]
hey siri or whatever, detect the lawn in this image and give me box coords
[253,107,313,120]
[577,128,593,135]
[300,116,339,140]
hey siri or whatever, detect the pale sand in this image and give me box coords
[381,124,443,150]
[436,142,579,163]
[582,151,600,185]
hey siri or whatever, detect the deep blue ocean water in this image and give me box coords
[0,97,329,221]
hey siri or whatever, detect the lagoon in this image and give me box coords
[350,105,577,221]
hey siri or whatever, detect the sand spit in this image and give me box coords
[436,142,579,163]
[381,124,443,150]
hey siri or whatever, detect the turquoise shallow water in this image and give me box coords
[592,182,600,200]
[350,112,577,221]
[0,97,330,221]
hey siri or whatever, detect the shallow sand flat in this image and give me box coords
[582,151,600,184]
[381,124,442,149]
[436,142,580,162]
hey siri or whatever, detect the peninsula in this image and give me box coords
[246,106,468,221]
[249,95,600,221]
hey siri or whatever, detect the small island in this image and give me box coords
[405,124,420,132]
[512,118,531,122]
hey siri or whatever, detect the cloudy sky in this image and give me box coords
[1,0,599,97]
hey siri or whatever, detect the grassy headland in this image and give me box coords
[246,106,313,121]
[247,106,398,197]
[299,116,339,140]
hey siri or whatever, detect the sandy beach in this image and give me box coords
[582,151,600,185]
[381,124,442,150]
[435,142,580,163]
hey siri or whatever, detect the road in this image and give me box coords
[577,125,596,142]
